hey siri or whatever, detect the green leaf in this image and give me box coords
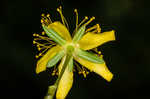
[77,49,104,64]
[42,25,66,45]
[73,26,86,43]
[47,50,64,68]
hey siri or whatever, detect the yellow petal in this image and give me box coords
[36,45,62,74]
[74,56,113,82]
[56,56,73,99]
[48,22,72,41]
[79,30,115,50]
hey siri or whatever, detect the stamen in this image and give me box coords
[93,48,102,56]
[74,61,89,78]
[52,65,58,76]
[74,9,79,32]
[41,13,52,26]
[42,31,45,35]
[35,55,39,59]
[86,24,101,33]
[97,24,101,33]
[78,16,88,27]
[34,34,56,45]
[57,6,69,29]
[46,14,52,23]
[83,16,95,26]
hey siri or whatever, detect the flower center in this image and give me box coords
[64,42,80,55]
[66,45,75,54]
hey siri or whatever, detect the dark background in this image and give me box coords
[1,0,150,99]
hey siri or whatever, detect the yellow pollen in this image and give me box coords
[98,51,101,55]
[35,55,39,59]
[100,55,103,58]
[41,13,45,17]
[41,19,44,23]
[38,47,41,51]
[74,9,77,12]
[42,31,45,35]
[33,41,36,44]
[33,33,37,36]
[47,14,50,17]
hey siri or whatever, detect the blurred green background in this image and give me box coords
[1,0,150,99]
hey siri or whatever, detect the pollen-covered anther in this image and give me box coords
[41,13,45,17]
[36,34,39,37]
[82,71,87,78]
[33,33,36,36]
[46,14,50,17]
[33,41,36,44]
[100,55,103,58]
[41,19,44,23]
[96,24,101,33]
[74,9,77,12]
[98,51,101,55]
[37,45,40,48]
[42,31,45,35]
[35,55,39,59]
[85,16,88,20]
[86,71,89,75]
[52,69,57,76]
[38,47,41,51]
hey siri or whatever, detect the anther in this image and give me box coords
[98,51,101,55]
[38,47,41,51]
[74,9,77,12]
[78,71,82,74]
[41,13,45,17]
[39,53,42,56]
[33,41,36,44]
[56,72,59,75]
[36,34,39,37]
[86,71,89,75]
[57,8,60,12]
[100,55,103,58]
[85,16,88,19]
[41,19,44,23]
[42,31,45,35]
[33,34,36,36]
[47,14,50,17]
[83,71,87,78]
[59,6,62,9]
[52,72,55,76]
[37,45,40,48]
[35,55,39,59]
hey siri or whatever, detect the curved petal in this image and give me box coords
[79,30,115,50]
[48,22,72,41]
[74,56,113,82]
[56,56,73,99]
[36,45,62,74]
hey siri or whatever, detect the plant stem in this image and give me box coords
[44,45,74,99]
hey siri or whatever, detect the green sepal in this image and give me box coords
[77,49,104,64]
[47,50,64,68]
[42,25,66,45]
[73,26,86,43]
[68,57,73,72]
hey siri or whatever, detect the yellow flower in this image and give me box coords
[33,6,115,99]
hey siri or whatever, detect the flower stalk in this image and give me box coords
[44,45,74,99]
